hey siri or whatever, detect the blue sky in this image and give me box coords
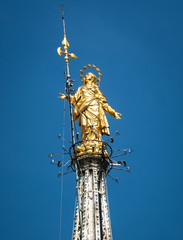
[0,0,183,239]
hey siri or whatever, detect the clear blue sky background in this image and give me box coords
[1,0,183,239]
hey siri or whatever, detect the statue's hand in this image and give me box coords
[59,93,68,100]
[114,112,122,119]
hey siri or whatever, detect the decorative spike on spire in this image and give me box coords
[57,4,78,63]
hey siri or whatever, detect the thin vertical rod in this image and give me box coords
[61,4,83,237]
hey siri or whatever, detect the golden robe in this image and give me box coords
[72,84,116,141]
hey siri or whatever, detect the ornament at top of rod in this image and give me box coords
[57,4,78,63]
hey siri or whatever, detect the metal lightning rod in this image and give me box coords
[59,4,76,146]
[57,4,83,236]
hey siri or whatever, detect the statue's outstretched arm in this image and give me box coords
[97,87,122,119]
[58,93,69,101]
[103,102,121,119]
[58,86,81,105]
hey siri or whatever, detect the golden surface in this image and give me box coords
[62,34,70,47]
[80,64,102,84]
[59,72,121,154]
[57,34,77,62]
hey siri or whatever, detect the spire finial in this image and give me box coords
[57,4,78,62]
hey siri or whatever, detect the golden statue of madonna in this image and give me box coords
[59,67,121,154]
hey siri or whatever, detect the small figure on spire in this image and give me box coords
[59,67,121,154]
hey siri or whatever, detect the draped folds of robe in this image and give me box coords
[72,84,116,140]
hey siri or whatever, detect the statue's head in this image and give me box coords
[80,64,101,85]
[82,72,97,85]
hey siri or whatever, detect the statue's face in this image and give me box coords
[84,72,96,83]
